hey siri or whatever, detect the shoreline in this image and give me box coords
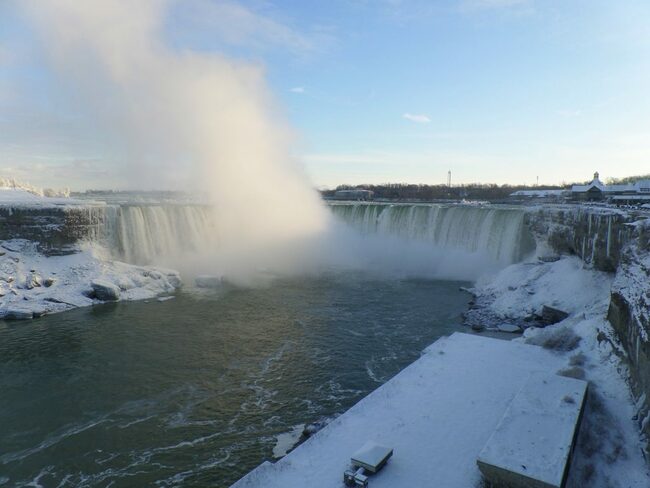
[0,239,180,321]
[232,256,649,487]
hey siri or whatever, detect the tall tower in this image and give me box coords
[447,170,452,188]
[593,171,600,181]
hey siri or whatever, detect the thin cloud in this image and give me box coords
[290,86,305,93]
[171,0,323,55]
[459,0,533,12]
[403,113,431,124]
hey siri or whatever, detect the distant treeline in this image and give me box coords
[606,174,650,185]
[320,183,568,202]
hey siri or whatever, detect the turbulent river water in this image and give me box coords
[0,273,471,487]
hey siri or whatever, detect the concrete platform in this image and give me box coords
[231,333,566,488]
[477,373,588,488]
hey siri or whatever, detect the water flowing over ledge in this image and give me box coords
[2,200,537,268]
[329,202,535,265]
[102,205,216,265]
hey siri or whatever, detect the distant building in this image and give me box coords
[571,172,650,204]
[571,172,607,201]
[332,189,374,201]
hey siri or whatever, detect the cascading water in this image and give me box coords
[102,204,217,265]
[84,201,533,279]
[330,202,535,265]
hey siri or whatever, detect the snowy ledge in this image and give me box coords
[232,257,650,488]
[0,187,99,209]
[232,333,568,488]
[0,239,180,320]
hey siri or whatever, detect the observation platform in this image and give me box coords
[231,333,571,488]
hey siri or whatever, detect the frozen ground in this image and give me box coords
[475,255,649,486]
[232,333,569,488]
[0,239,180,319]
[0,186,82,207]
[232,256,649,488]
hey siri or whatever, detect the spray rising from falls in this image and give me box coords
[22,2,534,282]
[22,0,331,279]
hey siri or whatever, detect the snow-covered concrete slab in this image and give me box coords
[477,373,587,488]
[231,333,566,488]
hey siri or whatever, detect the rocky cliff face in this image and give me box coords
[0,205,106,255]
[526,205,650,449]
[525,206,638,272]
[608,221,650,447]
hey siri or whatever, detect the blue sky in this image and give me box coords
[1,0,649,189]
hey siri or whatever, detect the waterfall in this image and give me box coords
[329,202,534,265]
[102,205,216,265]
[88,201,533,275]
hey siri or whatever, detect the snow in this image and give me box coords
[232,333,568,488]
[477,372,587,487]
[351,442,393,473]
[272,424,305,459]
[473,257,612,321]
[476,256,650,487]
[0,239,180,319]
[0,187,91,208]
[233,255,650,488]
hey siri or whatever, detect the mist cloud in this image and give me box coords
[21,0,330,273]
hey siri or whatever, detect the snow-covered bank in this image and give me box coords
[470,256,649,486]
[232,333,570,488]
[232,256,649,488]
[464,256,612,331]
[0,239,180,320]
[0,186,80,207]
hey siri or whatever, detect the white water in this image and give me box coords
[102,205,216,266]
[330,203,534,265]
[96,202,534,282]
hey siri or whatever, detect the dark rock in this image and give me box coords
[44,277,56,287]
[558,366,586,380]
[3,308,34,320]
[91,279,121,301]
[301,417,333,440]
[538,255,561,263]
[24,273,42,290]
[540,305,570,325]
[0,206,106,255]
